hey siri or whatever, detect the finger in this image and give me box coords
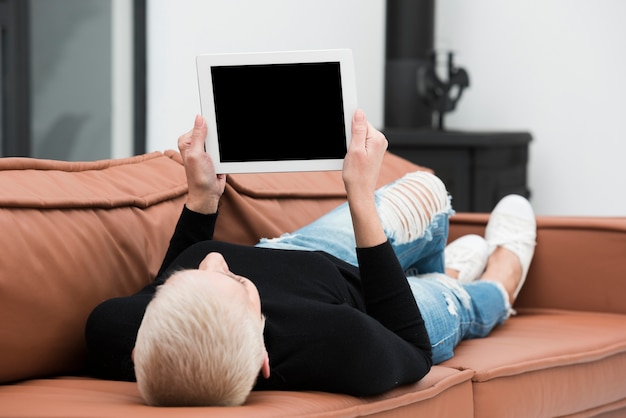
[177,127,193,153]
[178,115,208,155]
[365,121,388,153]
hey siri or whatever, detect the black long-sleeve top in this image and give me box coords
[85,207,432,397]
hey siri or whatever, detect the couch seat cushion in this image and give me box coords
[442,308,626,418]
[0,367,473,418]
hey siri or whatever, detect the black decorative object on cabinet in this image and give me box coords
[383,0,531,212]
[384,128,532,213]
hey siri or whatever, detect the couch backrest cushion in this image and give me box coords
[448,213,626,314]
[0,152,187,383]
[215,152,426,245]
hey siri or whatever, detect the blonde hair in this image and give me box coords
[133,271,265,406]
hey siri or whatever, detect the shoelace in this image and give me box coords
[445,245,488,282]
[486,213,537,263]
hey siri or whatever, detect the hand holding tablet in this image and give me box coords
[196,49,358,174]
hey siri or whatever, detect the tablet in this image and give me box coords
[196,49,358,174]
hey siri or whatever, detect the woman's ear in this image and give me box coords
[261,349,270,379]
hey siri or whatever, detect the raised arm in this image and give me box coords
[342,110,389,248]
[178,114,227,214]
[156,115,227,277]
[342,110,434,368]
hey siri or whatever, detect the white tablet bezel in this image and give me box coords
[196,49,357,174]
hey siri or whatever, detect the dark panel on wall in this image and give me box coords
[133,0,146,155]
[0,0,31,156]
[384,0,434,129]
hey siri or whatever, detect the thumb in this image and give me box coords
[190,114,208,150]
[349,109,367,149]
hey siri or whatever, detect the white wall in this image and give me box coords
[147,0,626,216]
[435,0,626,216]
[146,0,385,153]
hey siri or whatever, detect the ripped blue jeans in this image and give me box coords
[256,171,510,364]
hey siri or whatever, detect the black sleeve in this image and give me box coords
[356,240,433,361]
[156,206,218,277]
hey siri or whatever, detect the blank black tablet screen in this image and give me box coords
[211,62,347,162]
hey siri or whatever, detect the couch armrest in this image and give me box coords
[449,214,626,314]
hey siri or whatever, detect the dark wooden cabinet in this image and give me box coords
[384,128,532,213]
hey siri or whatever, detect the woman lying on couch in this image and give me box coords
[85,110,536,407]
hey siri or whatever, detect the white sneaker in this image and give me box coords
[485,195,537,299]
[444,234,490,283]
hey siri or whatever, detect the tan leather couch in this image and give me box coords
[1,150,625,418]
